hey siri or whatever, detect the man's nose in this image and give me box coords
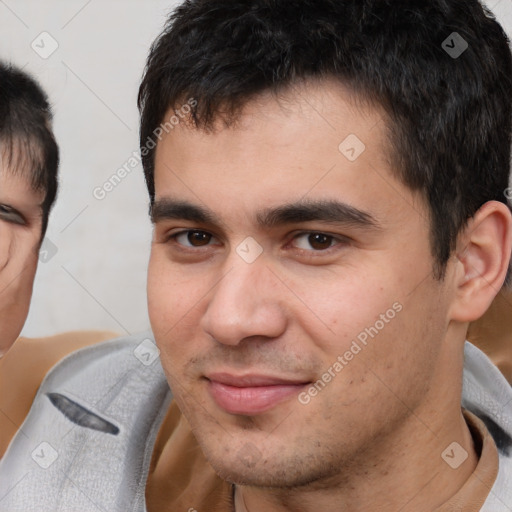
[200,255,288,346]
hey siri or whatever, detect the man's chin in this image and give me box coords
[196,438,310,488]
[208,455,335,491]
[196,438,275,486]
[209,459,289,488]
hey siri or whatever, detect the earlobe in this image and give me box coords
[450,201,512,323]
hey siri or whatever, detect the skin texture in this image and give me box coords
[0,167,43,357]
[148,80,512,511]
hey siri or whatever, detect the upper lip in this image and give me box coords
[206,372,310,387]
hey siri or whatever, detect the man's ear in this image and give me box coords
[449,201,512,323]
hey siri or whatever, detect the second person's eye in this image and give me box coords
[0,204,25,225]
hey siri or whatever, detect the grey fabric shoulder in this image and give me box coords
[463,341,512,511]
[0,331,172,512]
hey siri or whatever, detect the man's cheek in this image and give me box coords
[148,277,184,327]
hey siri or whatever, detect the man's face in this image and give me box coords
[148,81,457,487]
[0,166,43,356]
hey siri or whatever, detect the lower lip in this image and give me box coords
[208,380,307,415]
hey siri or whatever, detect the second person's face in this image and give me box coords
[0,166,43,356]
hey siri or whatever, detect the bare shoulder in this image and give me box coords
[0,330,119,457]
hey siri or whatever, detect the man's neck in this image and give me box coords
[234,410,478,512]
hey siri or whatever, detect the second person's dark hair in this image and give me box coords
[0,62,59,237]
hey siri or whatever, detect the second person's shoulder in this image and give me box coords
[0,330,119,457]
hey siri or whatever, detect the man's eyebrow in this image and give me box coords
[150,198,220,226]
[151,198,380,231]
[257,200,381,230]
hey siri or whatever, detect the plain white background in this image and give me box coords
[0,0,510,338]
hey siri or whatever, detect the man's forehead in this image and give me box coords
[154,84,388,174]
[155,78,388,150]
[149,78,425,232]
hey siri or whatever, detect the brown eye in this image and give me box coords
[307,233,334,250]
[293,232,337,251]
[187,231,212,246]
[172,230,216,248]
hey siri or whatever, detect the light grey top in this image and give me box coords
[0,332,172,512]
